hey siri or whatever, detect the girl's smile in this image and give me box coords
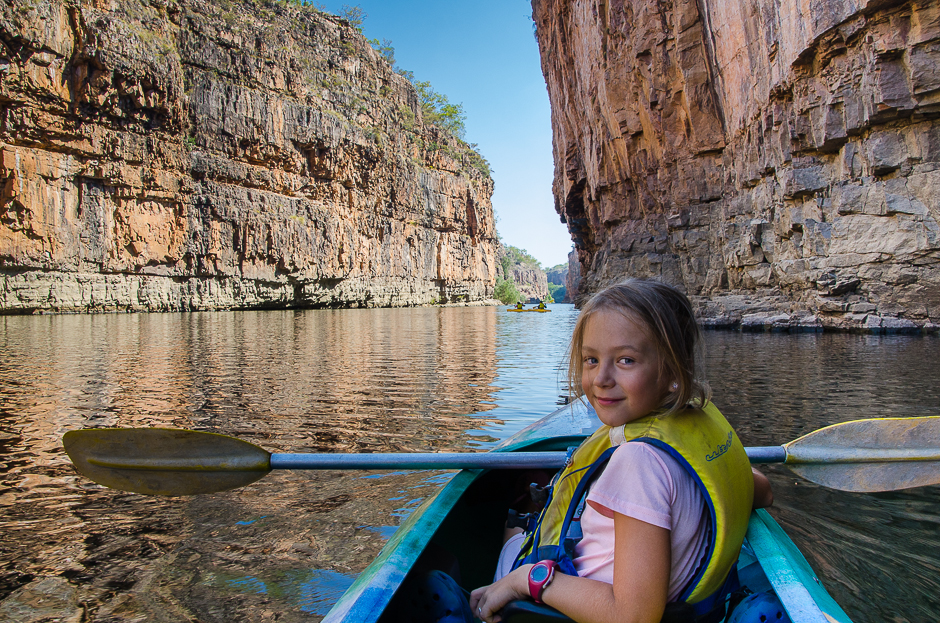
[581,310,674,427]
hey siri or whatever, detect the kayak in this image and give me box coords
[323,400,853,623]
[507,308,552,312]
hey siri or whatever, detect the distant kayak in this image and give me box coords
[507,307,551,312]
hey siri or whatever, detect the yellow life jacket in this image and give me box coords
[514,401,753,611]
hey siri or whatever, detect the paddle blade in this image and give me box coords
[784,416,940,492]
[63,428,271,496]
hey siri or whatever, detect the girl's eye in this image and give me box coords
[583,357,598,365]
[618,357,634,365]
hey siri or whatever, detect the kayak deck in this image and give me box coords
[323,403,853,623]
[741,510,851,623]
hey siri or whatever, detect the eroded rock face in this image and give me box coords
[1,0,497,313]
[509,262,549,302]
[533,0,940,332]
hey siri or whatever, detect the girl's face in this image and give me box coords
[580,309,674,427]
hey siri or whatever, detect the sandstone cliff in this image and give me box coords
[545,262,569,302]
[545,263,567,286]
[565,248,581,304]
[1,0,497,313]
[534,0,940,332]
[498,243,549,302]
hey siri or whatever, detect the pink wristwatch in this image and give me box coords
[527,560,558,604]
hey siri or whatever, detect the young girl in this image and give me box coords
[470,279,772,623]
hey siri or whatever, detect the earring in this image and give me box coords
[671,382,678,392]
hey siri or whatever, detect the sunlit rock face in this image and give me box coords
[533,0,940,332]
[0,0,497,313]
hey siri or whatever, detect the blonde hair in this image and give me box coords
[567,279,710,415]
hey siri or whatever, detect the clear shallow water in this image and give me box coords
[0,307,938,622]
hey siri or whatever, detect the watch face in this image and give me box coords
[531,564,550,582]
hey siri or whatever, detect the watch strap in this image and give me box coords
[528,560,557,604]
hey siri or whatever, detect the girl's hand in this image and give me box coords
[752,467,774,509]
[469,564,532,623]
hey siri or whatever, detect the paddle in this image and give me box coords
[62,416,940,496]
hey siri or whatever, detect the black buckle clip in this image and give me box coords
[529,482,550,507]
[506,509,535,530]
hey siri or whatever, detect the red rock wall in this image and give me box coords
[1,0,497,313]
[534,0,940,331]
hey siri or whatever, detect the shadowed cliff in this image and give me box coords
[534,0,940,332]
[1,0,497,313]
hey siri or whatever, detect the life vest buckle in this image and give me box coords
[506,509,538,532]
[529,482,550,507]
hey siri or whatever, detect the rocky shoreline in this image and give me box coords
[695,291,935,334]
[5,267,930,334]
[0,269,500,314]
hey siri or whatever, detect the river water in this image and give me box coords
[0,305,937,622]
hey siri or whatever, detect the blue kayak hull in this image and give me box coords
[323,402,853,623]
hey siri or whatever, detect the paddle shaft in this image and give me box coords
[270,451,569,470]
[271,445,940,469]
[87,444,930,472]
[268,447,789,470]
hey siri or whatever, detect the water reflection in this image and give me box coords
[0,312,938,622]
[0,306,576,622]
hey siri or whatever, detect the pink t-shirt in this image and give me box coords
[573,441,709,602]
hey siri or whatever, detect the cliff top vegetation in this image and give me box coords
[329,3,489,174]
[500,244,540,272]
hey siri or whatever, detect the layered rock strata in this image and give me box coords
[545,263,568,286]
[533,0,940,332]
[1,0,497,313]
[508,264,549,302]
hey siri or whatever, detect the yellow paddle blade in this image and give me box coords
[784,416,940,492]
[63,428,271,496]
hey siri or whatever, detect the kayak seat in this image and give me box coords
[500,600,574,622]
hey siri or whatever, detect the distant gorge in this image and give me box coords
[1,0,497,313]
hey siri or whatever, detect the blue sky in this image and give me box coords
[318,1,574,268]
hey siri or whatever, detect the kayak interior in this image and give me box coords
[323,433,573,623]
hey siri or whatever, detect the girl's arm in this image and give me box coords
[470,513,670,623]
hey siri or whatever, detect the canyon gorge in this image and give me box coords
[6,0,939,332]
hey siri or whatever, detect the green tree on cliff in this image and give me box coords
[412,81,466,139]
[339,4,367,28]
[494,277,522,304]
[356,10,482,170]
[379,67,466,139]
[362,32,467,140]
